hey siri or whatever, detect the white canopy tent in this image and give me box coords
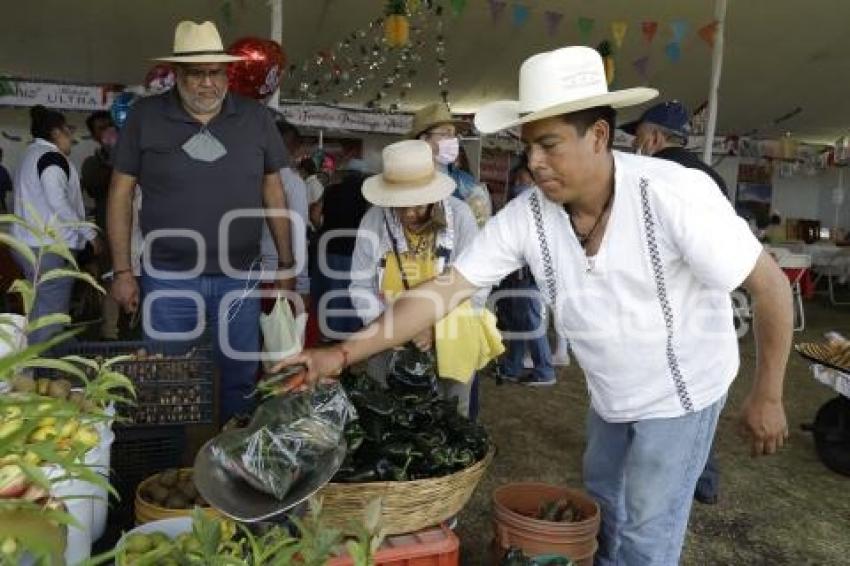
[1,0,849,144]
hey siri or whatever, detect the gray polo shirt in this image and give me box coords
[113,89,287,274]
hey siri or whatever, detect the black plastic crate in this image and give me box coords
[49,339,214,426]
[106,425,187,533]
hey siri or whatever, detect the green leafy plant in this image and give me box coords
[109,497,381,565]
[345,497,386,566]
[0,213,135,565]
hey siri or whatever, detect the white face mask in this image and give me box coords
[435,137,460,165]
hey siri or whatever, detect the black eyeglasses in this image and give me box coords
[183,68,228,83]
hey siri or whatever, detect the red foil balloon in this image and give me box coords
[227,38,286,100]
[143,64,176,95]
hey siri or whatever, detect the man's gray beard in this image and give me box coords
[177,85,225,116]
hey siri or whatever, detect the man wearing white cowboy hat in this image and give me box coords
[276,46,793,564]
[108,20,295,422]
[346,139,500,417]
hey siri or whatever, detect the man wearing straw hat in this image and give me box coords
[108,21,295,421]
[278,46,793,564]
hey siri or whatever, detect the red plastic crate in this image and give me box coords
[327,524,459,566]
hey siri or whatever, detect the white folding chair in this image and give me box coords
[825,250,850,306]
[779,253,813,331]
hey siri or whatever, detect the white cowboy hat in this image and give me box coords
[475,46,658,134]
[362,140,456,207]
[154,21,244,64]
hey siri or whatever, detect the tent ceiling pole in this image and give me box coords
[269,0,283,110]
[702,0,727,164]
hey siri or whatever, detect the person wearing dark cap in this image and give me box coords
[622,100,728,197]
[11,105,103,344]
[623,100,727,506]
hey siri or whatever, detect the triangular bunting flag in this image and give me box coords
[633,56,650,80]
[578,17,595,42]
[611,21,628,48]
[544,10,564,37]
[641,21,658,44]
[698,21,719,47]
[450,0,467,16]
[665,41,682,63]
[670,20,689,43]
[488,0,507,23]
[512,4,530,27]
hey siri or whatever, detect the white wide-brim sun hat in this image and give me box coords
[362,140,456,208]
[475,46,658,134]
[154,21,244,64]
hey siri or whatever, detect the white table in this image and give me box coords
[770,242,850,305]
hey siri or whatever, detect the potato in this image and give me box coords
[47,379,71,400]
[11,374,35,393]
[36,378,50,396]
[148,484,170,505]
[158,469,180,488]
[177,480,198,500]
[68,391,85,407]
[164,494,189,509]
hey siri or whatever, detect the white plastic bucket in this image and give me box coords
[117,516,192,552]
[42,424,116,554]
[49,474,99,564]
[0,313,27,360]
[89,428,115,542]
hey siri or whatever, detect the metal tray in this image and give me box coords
[193,437,346,523]
[795,345,850,374]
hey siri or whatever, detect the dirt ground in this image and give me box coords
[456,300,850,565]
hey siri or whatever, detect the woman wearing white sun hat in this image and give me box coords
[278,46,792,565]
[346,140,502,418]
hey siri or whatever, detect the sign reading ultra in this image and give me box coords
[0,79,116,112]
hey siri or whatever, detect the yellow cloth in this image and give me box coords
[435,301,504,383]
[380,228,504,383]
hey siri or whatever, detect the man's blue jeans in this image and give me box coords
[17,250,75,346]
[584,397,724,566]
[497,275,554,379]
[141,273,260,423]
[311,253,362,338]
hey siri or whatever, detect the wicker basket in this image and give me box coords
[317,447,494,535]
[135,468,220,524]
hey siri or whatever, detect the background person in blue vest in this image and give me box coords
[108,21,295,422]
[623,100,730,505]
